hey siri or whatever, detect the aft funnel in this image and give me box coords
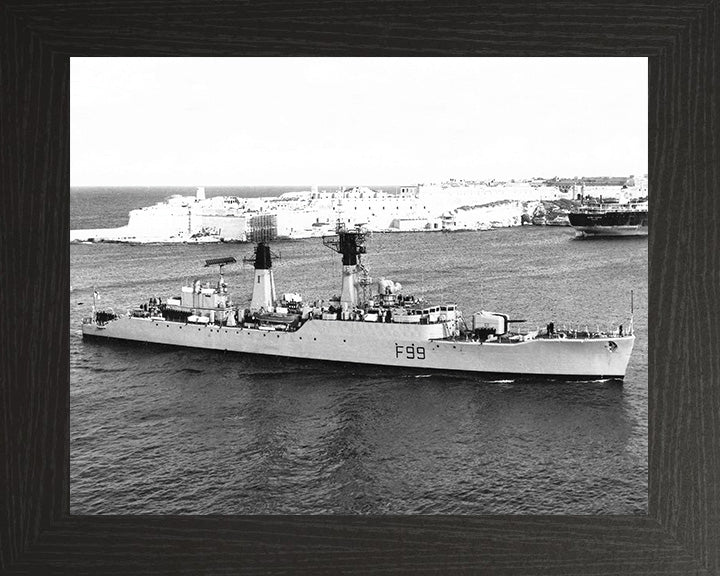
[323,222,368,308]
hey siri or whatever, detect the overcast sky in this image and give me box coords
[71,57,647,186]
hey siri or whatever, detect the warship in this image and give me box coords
[82,224,636,379]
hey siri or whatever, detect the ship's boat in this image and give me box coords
[82,225,636,379]
[568,201,648,238]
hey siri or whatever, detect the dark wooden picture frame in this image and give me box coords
[2,2,718,574]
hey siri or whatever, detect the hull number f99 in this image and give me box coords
[395,344,426,360]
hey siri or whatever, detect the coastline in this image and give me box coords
[70,177,648,244]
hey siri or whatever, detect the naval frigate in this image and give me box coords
[82,224,636,379]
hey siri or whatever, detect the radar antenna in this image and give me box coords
[242,243,280,269]
[204,256,236,292]
[322,221,368,265]
[204,256,237,268]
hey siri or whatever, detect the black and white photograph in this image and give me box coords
[70,57,648,515]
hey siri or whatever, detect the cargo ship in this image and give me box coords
[568,201,648,238]
[82,225,636,379]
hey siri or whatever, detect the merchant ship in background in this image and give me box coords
[568,175,648,238]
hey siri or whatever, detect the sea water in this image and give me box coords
[70,189,648,514]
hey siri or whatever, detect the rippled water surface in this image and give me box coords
[71,217,647,514]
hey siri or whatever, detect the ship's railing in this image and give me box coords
[309,301,457,325]
[534,329,627,339]
[116,309,634,340]
[514,325,630,339]
[313,312,454,325]
[452,324,631,343]
[571,202,648,213]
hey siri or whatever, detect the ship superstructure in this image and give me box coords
[567,176,648,238]
[569,201,648,237]
[82,225,636,379]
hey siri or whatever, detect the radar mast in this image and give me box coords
[323,222,371,308]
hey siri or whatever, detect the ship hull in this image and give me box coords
[569,209,648,238]
[572,225,648,237]
[82,317,635,379]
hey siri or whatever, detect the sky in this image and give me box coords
[70,57,647,186]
